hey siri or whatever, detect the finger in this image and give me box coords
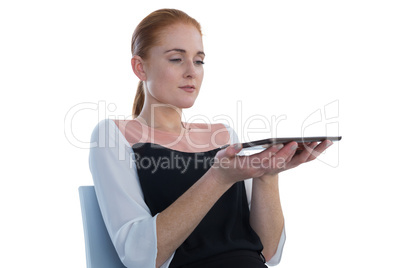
[268,142,298,169]
[258,143,284,158]
[306,140,333,161]
[286,146,298,162]
[275,142,298,159]
[296,142,312,153]
[223,143,243,158]
[291,141,319,163]
[258,144,285,168]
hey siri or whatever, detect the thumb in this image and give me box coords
[221,143,243,158]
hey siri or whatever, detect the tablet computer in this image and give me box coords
[221,136,342,150]
[241,136,342,149]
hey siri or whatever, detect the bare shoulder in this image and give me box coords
[112,119,139,131]
[112,119,144,145]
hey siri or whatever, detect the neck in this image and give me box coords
[137,103,186,133]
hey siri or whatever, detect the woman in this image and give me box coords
[89,8,332,268]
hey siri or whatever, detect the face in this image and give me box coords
[141,23,204,109]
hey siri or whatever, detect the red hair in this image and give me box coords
[131,9,202,118]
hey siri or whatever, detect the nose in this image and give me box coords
[184,60,197,79]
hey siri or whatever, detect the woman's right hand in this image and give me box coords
[210,142,300,186]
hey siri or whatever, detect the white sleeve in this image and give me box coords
[222,124,286,266]
[88,119,174,268]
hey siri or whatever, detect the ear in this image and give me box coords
[131,56,147,81]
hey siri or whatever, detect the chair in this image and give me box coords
[78,186,126,268]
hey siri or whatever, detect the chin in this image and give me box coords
[179,101,196,109]
[175,97,198,109]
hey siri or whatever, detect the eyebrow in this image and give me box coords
[164,48,205,57]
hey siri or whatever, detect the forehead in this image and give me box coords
[155,23,203,53]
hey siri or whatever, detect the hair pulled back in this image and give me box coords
[131,9,202,118]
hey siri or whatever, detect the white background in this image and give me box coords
[1,0,401,267]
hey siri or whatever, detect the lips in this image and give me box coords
[179,85,196,92]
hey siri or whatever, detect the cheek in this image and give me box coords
[198,69,204,83]
[148,67,172,88]
[155,67,177,85]
[146,68,178,98]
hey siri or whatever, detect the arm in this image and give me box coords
[155,168,233,267]
[249,174,285,263]
[231,125,286,266]
[89,119,164,267]
[248,140,333,265]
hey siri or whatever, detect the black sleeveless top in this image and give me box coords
[132,143,263,267]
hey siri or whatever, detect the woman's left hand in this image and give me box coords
[256,140,333,179]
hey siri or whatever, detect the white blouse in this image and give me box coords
[89,119,286,268]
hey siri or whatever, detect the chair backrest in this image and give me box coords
[78,186,126,268]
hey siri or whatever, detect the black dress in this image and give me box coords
[133,142,266,268]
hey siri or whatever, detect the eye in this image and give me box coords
[169,58,182,63]
[195,60,205,65]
